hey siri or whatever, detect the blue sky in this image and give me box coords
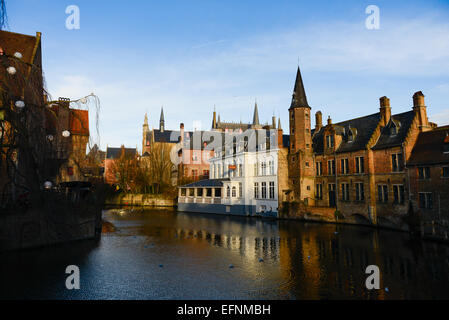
[5,0,449,151]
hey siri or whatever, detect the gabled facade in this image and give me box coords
[178,127,289,217]
[407,125,449,238]
[287,65,437,226]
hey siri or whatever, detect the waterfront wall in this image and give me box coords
[105,193,176,207]
[0,205,102,252]
[279,201,412,231]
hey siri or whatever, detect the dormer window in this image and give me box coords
[348,131,354,142]
[390,125,398,136]
[326,135,334,148]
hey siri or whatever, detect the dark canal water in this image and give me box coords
[1,208,449,299]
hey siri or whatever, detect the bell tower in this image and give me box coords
[289,66,312,153]
[288,65,315,203]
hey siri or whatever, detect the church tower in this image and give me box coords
[142,113,150,155]
[159,107,165,132]
[288,65,315,203]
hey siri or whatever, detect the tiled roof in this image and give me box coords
[311,110,415,154]
[181,178,230,188]
[0,30,40,64]
[407,126,449,166]
[372,111,415,150]
[147,129,181,143]
[312,113,381,154]
[106,147,137,159]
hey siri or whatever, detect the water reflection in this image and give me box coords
[1,208,448,299]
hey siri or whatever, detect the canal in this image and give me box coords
[1,208,449,299]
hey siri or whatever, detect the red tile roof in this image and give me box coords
[0,30,40,64]
[408,126,449,166]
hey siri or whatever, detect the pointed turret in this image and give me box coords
[159,107,165,132]
[290,66,310,109]
[212,106,217,129]
[144,113,148,126]
[278,118,282,130]
[252,101,260,126]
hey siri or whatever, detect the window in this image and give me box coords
[393,185,405,204]
[254,182,259,199]
[226,186,230,198]
[355,156,364,174]
[419,192,433,209]
[239,164,243,177]
[390,125,397,136]
[206,188,212,197]
[261,182,267,199]
[378,185,388,203]
[269,182,275,199]
[291,143,295,151]
[355,183,365,201]
[254,162,259,176]
[341,183,350,201]
[328,160,336,175]
[340,158,349,174]
[316,162,322,176]
[392,153,404,172]
[418,167,430,179]
[316,184,323,200]
[326,135,334,148]
[291,127,295,134]
[192,169,198,179]
[197,188,203,197]
[203,170,209,178]
[189,188,195,197]
[215,188,221,197]
[261,162,267,176]
[269,161,275,175]
[239,183,243,198]
[232,186,236,198]
[348,131,354,142]
[306,161,310,167]
[442,167,449,178]
[181,189,186,196]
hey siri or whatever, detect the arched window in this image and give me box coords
[227,186,231,198]
[232,186,236,198]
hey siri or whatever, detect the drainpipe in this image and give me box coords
[334,151,338,211]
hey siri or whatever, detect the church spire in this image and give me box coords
[212,105,217,129]
[278,118,282,130]
[144,113,148,126]
[252,100,260,126]
[290,65,310,109]
[159,107,165,132]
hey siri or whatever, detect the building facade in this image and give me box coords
[407,126,449,238]
[287,65,438,227]
[178,127,289,217]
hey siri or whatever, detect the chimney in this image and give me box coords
[315,111,323,131]
[180,123,185,144]
[412,91,429,128]
[327,116,332,126]
[272,115,276,129]
[379,96,391,126]
[277,119,283,148]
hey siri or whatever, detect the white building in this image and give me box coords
[178,128,289,217]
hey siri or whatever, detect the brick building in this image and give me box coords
[104,146,137,185]
[287,65,438,226]
[407,126,449,238]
